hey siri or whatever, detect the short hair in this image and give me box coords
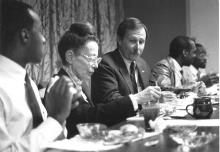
[195,43,207,55]
[169,36,194,58]
[0,0,34,52]
[58,22,99,65]
[117,17,149,40]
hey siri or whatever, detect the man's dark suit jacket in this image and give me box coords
[91,49,151,104]
[54,68,137,138]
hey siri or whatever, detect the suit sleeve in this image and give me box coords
[92,61,129,103]
[151,62,172,87]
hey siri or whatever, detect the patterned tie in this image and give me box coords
[130,61,138,93]
[25,74,43,128]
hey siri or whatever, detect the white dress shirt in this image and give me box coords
[0,55,63,152]
[182,65,199,85]
[119,52,141,111]
[170,57,183,87]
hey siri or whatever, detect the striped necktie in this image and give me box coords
[130,61,138,93]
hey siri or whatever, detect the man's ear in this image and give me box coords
[117,37,122,46]
[182,49,188,57]
[65,49,74,64]
[20,28,30,44]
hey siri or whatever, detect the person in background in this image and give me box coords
[151,36,207,96]
[182,43,219,87]
[0,1,77,151]
[49,22,161,138]
[91,17,161,112]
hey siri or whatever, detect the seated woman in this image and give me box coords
[45,22,161,138]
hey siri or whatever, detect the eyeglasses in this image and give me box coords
[80,54,102,66]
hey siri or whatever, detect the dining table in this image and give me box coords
[46,89,219,152]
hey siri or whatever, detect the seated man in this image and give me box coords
[182,43,219,87]
[92,17,160,108]
[47,22,161,138]
[151,36,206,95]
[0,1,77,151]
[151,36,196,88]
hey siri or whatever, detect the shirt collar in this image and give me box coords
[189,65,198,75]
[0,55,26,81]
[118,50,134,73]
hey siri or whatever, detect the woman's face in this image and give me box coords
[72,40,99,80]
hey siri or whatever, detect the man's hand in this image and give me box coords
[45,76,79,125]
[191,81,207,96]
[200,73,219,87]
[134,86,161,104]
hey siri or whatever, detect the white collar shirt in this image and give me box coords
[182,65,199,84]
[0,55,63,152]
[119,51,142,92]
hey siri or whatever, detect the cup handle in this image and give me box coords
[186,104,194,117]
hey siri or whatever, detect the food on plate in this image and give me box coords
[76,123,107,139]
[120,124,139,136]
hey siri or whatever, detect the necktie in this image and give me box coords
[25,74,43,128]
[180,70,184,86]
[130,61,138,93]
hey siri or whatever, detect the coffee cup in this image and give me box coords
[186,97,213,119]
[142,102,160,131]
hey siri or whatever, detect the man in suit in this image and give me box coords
[50,22,161,138]
[0,1,77,151]
[92,17,161,111]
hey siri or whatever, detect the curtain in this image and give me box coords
[19,0,124,87]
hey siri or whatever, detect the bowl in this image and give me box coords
[76,123,107,140]
[170,131,217,149]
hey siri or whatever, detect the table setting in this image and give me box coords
[46,84,219,152]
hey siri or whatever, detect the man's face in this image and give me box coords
[183,40,196,66]
[72,40,99,80]
[25,9,45,63]
[193,52,207,69]
[118,27,146,61]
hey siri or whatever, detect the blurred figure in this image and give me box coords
[92,17,161,113]
[0,1,77,151]
[182,43,219,87]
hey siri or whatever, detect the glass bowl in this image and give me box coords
[76,123,107,140]
[170,131,217,150]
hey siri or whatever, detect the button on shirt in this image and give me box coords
[0,55,63,152]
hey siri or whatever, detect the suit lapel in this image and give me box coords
[136,59,149,89]
[166,57,176,86]
[114,50,134,93]
[81,81,94,106]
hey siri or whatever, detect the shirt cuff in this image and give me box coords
[129,94,139,111]
[34,117,63,142]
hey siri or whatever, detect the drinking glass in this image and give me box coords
[142,102,160,131]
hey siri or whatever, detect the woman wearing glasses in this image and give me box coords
[45,22,142,138]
